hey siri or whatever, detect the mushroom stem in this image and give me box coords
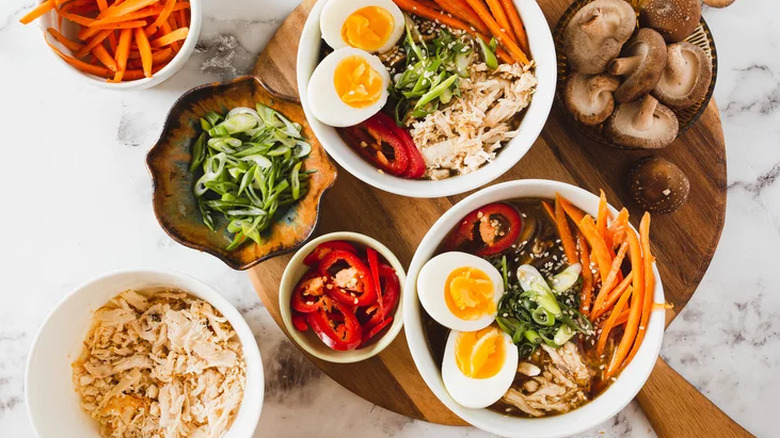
[609,55,644,76]
[633,95,659,131]
[665,44,686,80]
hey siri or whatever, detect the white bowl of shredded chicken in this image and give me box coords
[297,0,557,198]
[25,269,263,438]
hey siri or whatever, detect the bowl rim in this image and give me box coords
[295,0,557,198]
[24,267,264,438]
[146,75,338,271]
[402,179,665,438]
[278,231,406,363]
[35,0,203,90]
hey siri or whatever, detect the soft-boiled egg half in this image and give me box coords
[320,0,405,54]
[417,252,504,332]
[307,47,391,127]
[442,326,519,408]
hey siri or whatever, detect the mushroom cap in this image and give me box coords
[564,72,621,126]
[608,28,668,103]
[564,0,637,74]
[653,42,713,109]
[628,156,690,214]
[606,94,679,149]
[639,0,701,43]
[703,0,736,8]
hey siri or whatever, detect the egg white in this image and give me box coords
[417,252,504,332]
[320,0,406,53]
[442,329,519,409]
[307,47,391,128]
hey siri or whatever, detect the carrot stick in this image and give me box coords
[47,27,82,51]
[577,232,593,317]
[75,29,112,58]
[59,10,94,26]
[20,0,55,24]
[607,228,644,377]
[432,0,489,35]
[111,28,132,82]
[598,309,630,329]
[592,271,633,321]
[464,0,529,64]
[92,43,118,71]
[91,20,149,30]
[558,195,585,224]
[148,0,176,32]
[150,27,188,48]
[485,0,517,44]
[596,189,609,237]
[597,285,632,355]
[96,0,109,10]
[606,207,629,249]
[45,37,111,77]
[623,213,656,368]
[593,240,629,311]
[554,196,578,266]
[541,200,555,222]
[97,0,158,20]
[578,215,613,286]
[393,0,483,37]
[499,0,529,55]
[90,5,163,26]
[133,27,153,78]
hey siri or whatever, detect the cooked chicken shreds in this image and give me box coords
[72,289,246,438]
[501,342,593,417]
[408,62,538,179]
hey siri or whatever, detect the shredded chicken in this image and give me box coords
[501,342,593,417]
[72,289,246,438]
[408,62,538,179]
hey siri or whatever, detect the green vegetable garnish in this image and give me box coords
[190,104,314,250]
[477,37,499,70]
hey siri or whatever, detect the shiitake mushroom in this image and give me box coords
[628,156,690,213]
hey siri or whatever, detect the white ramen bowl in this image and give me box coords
[25,269,263,438]
[297,0,556,198]
[403,180,665,438]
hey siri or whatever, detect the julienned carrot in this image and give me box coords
[133,27,153,77]
[607,228,644,378]
[59,10,93,26]
[112,28,132,82]
[541,200,555,222]
[151,27,188,48]
[47,27,81,51]
[97,0,158,20]
[464,0,529,64]
[19,0,54,24]
[596,190,609,237]
[96,0,108,10]
[149,0,176,32]
[593,240,629,311]
[91,19,149,30]
[579,215,613,286]
[577,232,593,317]
[598,309,629,330]
[558,195,585,224]
[46,37,110,77]
[92,43,117,71]
[606,207,629,249]
[75,29,111,58]
[393,0,482,38]
[90,5,162,26]
[592,271,633,321]
[554,197,578,266]
[485,0,517,44]
[597,285,631,355]
[623,213,656,368]
[432,0,489,35]
[499,0,529,55]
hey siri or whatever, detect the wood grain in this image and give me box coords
[247,0,746,435]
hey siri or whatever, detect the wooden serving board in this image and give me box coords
[249,0,750,436]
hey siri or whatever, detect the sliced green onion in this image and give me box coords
[551,263,582,294]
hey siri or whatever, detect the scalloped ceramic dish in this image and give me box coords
[147,75,338,270]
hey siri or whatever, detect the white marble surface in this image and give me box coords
[0,0,777,437]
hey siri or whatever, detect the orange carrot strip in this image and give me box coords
[92,43,118,71]
[623,213,656,368]
[166,16,183,51]
[393,0,479,36]
[554,196,578,266]
[499,0,529,55]
[47,27,82,51]
[432,0,489,35]
[59,11,94,26]
[45,37,111,77]
[91,19,149,30]
[485,0,517,44]
[464,0,529,64]
[111,28,132,82]
[596,190,609,237]
[133,27,153,78]
[559,195,585,224]
[541,200,555,222]
[593,240,629,312]
[578,215,613,286]
[607,228,644,378]
[90,5,162,26]
[148,0,176,32]
[75,29,112,58]
[150,27,188,48]
[97,0,158,20]
[96,0,108,10]
[597,285,632,355]
[592,271,633,321]
[19,0,55,24]
[577,232,593,317]
[598,309,630,329]
[606,207,629,249]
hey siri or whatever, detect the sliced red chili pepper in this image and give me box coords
[362,317,393,345]
[319,249,377,307]
[366,247,384,316]
[303,240,358,266]
[357,303,384,329]
[291,311,309,331]
[338,112,411,177]
[385,118,425,179]
[444,202,523,256]
[378,264,400,319]
[306,299,363,351]
[291,271,328,314]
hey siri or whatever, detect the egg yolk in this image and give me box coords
[341,6,395,52]
[444,267,496,320]
[333,56,384,108]
[455,327,506,379]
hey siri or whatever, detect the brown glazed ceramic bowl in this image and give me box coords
[147,75,338,270]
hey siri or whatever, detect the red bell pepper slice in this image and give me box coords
[338,112,411,177]
[291,311,309,331]
[306,299,363,351]
[319,250,377,307]
[366,247,384,315]
[361,317,393,345]
[303,240,358,266]
[383,117,425,179]
[444,202,523,256]
[378,263,400,319]
[291,271,328,313]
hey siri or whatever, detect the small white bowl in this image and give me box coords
[403,180,665,438]
[25,269,263,438]
[297,0,556,198]
[279,232,406,363]
[35,0,202,90]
